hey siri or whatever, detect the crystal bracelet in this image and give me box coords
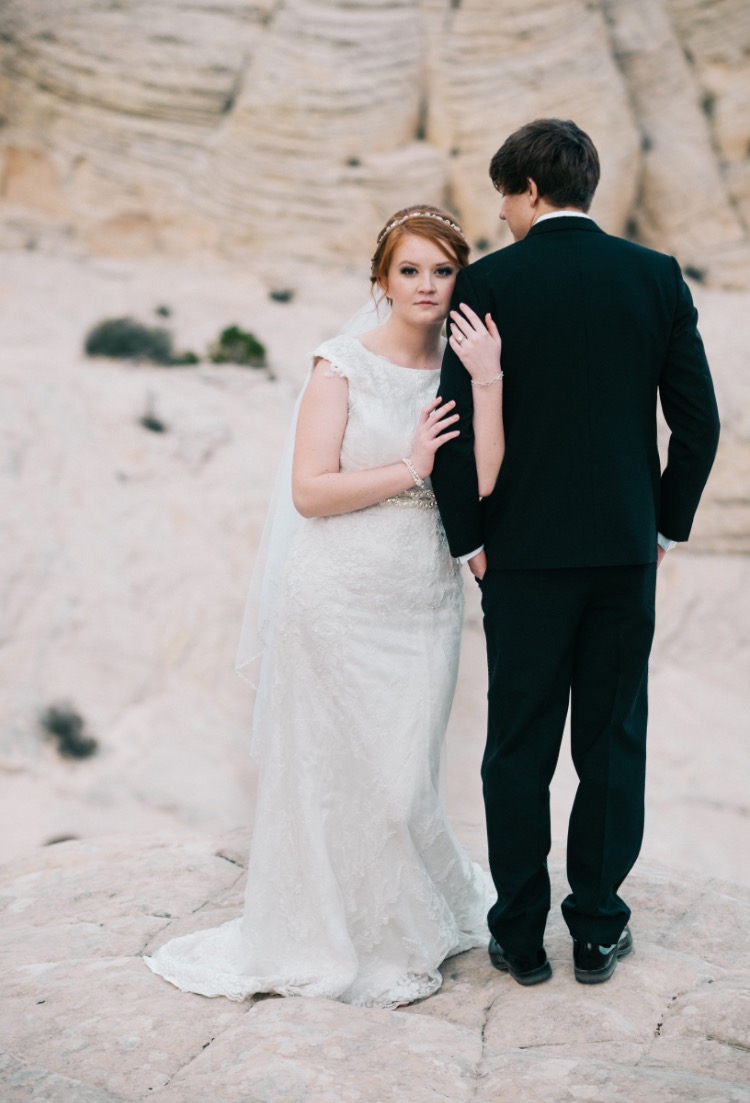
[471,372,504,388]
[401,456,425,488]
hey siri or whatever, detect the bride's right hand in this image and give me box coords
[410,398,460,479]
[448,303,502,383]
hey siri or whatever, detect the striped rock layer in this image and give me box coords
[0,0,748,281]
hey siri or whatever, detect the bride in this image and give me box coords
[145,205,505,1009]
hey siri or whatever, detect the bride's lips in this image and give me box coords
[415,300,438,306]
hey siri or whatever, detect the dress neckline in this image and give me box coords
[350,335,442,373]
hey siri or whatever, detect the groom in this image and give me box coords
[432,118,720,985]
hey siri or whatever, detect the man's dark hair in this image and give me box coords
[489,118,600,212]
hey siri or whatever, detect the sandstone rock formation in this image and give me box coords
[604,0,747,277]
[669,0,750,225]
[0,0,748,285]
[1,831,749,1101]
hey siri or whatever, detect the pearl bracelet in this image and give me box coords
[471,372,504,388]
[402,456,425,488]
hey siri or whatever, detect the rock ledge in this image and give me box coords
[1,831,749,1102]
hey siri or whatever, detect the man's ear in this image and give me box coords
[527,178,540,206]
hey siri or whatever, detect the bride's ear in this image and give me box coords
[378,276,392,306]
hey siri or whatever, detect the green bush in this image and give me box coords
[209,324,267,367]
[170,350,200,365]
[85,317,173,365]
[140,412,168,433]
[40,703,98,759]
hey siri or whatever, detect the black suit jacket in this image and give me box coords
[431,217,720,568]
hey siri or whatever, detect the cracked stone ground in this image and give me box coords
[1,833,749,1102]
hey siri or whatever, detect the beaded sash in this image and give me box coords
[379,487,437,509]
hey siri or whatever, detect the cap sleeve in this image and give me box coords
[311,335,358,381]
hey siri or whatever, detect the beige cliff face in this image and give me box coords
[0,0,748,284]
[424,0,641,245]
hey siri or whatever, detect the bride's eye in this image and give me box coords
[436,266,455,277]
[399,266,418,276]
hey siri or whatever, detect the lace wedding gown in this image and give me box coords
[145,335,493,1009]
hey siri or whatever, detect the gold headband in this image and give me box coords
[377,210,465,246]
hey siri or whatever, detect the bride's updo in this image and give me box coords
[370,205,469,292]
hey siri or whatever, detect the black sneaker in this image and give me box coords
[488,936,552,986]
[573,925,633,984]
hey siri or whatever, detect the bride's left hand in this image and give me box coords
[448,303,502,383]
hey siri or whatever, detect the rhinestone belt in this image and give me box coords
[379,487,437,509]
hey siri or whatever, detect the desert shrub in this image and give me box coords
[684,265,706,283]
[85,317,173,365]
[269,289,294,303]
[155,304,171,317]
[209,325,266,367]
[170,350,200,365]
[39,703,98,759]
[140,411,167,433]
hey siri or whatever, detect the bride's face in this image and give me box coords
[381,233,458,326]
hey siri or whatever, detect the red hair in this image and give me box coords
[370,205,469,293]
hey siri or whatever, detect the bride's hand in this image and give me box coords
[448,303,502,383]
[411,398,460,479]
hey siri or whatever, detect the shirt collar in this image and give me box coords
[534,210,593,225]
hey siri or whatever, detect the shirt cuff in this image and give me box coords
[657,532,678,552]
[458,545,484,564]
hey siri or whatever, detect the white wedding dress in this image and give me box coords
[145,335,493,1009]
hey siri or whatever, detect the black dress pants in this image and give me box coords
[478,564,656,954]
